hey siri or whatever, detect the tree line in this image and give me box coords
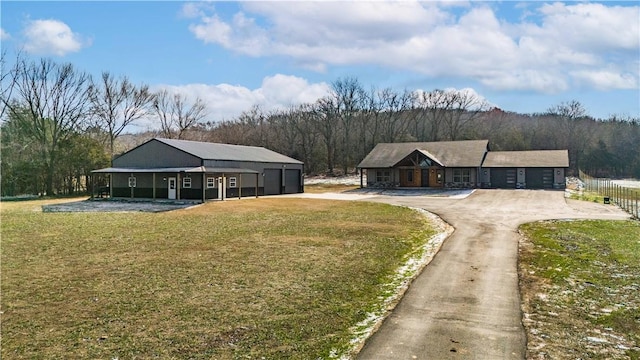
[1,56,639,197]
[195,78,640,178]
[1,55,207,196]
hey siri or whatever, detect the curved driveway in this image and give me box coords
[356,190,630,360]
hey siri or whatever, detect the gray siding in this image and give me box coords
[365,168,399,187]
[202,159,304,188]
[113,140,201,168]
[444,168,477,188]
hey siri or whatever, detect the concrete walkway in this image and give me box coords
[356,190,630,360]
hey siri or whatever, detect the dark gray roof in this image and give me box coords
[156,138,303,164]
[357,140,489,168]
[483,150,569,168]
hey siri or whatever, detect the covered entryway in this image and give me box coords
[491,168,517,188]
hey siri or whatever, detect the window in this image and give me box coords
[183,177,192,188]
[229,177,237,188]
[407,170,413,183]
[376,170,391,183]
[206,177,215,188]
[453,169,471,183]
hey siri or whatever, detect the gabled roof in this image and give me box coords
[155,138,303,164]
[357,140,489,168]
[415,149,444,167]
[483,150,569,168]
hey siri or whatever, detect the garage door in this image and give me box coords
[491,168,516,188]
[284,169,300,194]
[264,169,281,195]
[526,168,554,189]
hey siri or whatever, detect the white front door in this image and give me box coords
[217,177,224,199]
[168,177,177,199]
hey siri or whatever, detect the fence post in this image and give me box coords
[626,187,630,213]
[626,187,629,213]
[624,188,631,212]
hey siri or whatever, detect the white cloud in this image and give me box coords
[0,28,10,40]
[570,69,638,90]
[23,19,89,56]
[137,75,330,129]
[185,1,639,93]
[536,2,639,51]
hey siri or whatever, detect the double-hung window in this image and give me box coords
[453,169,471,183]
[376,170,391,183]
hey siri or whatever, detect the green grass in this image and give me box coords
[519,220,640,359]
[1,197,435,359]
[304,183,360,193]
[568,191,606,203]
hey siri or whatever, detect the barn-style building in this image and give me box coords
[358,140,568,189]
[92,138,304,201]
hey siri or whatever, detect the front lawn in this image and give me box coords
[519,220,640,359]
[1,197,436,359]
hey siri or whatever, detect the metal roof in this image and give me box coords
[357,140,489,168]
[156,138,303,164]
[482,150,569,168]
[92,166,259,174]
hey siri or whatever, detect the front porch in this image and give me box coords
[91,166,261,202]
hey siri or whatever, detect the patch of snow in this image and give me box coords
[585,336,610,344]
[305,175,363,185]
[611,179,640,189]
[287,193,378,201]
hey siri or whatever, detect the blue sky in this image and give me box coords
[1,1,639,129]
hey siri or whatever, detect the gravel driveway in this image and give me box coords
[355,189,631,360]
[41,199,201,212]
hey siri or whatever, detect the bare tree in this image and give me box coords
[378,88,415,143]
[311,96,340,175]
[547,100,590,172]
[331,77,365,173]
[153,89,207,139]
[0,50,21,120]
[293,104,321,174]
[88,72,154,157]
[5,57,91,195]
[441,89,488,141]
[236,105,269,147]
[415,89,449,141]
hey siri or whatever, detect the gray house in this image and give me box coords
[357,140,489,188]
[358,140,568,189]
[92,138,304,201]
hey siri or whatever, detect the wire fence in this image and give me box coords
[579,170,639,219]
